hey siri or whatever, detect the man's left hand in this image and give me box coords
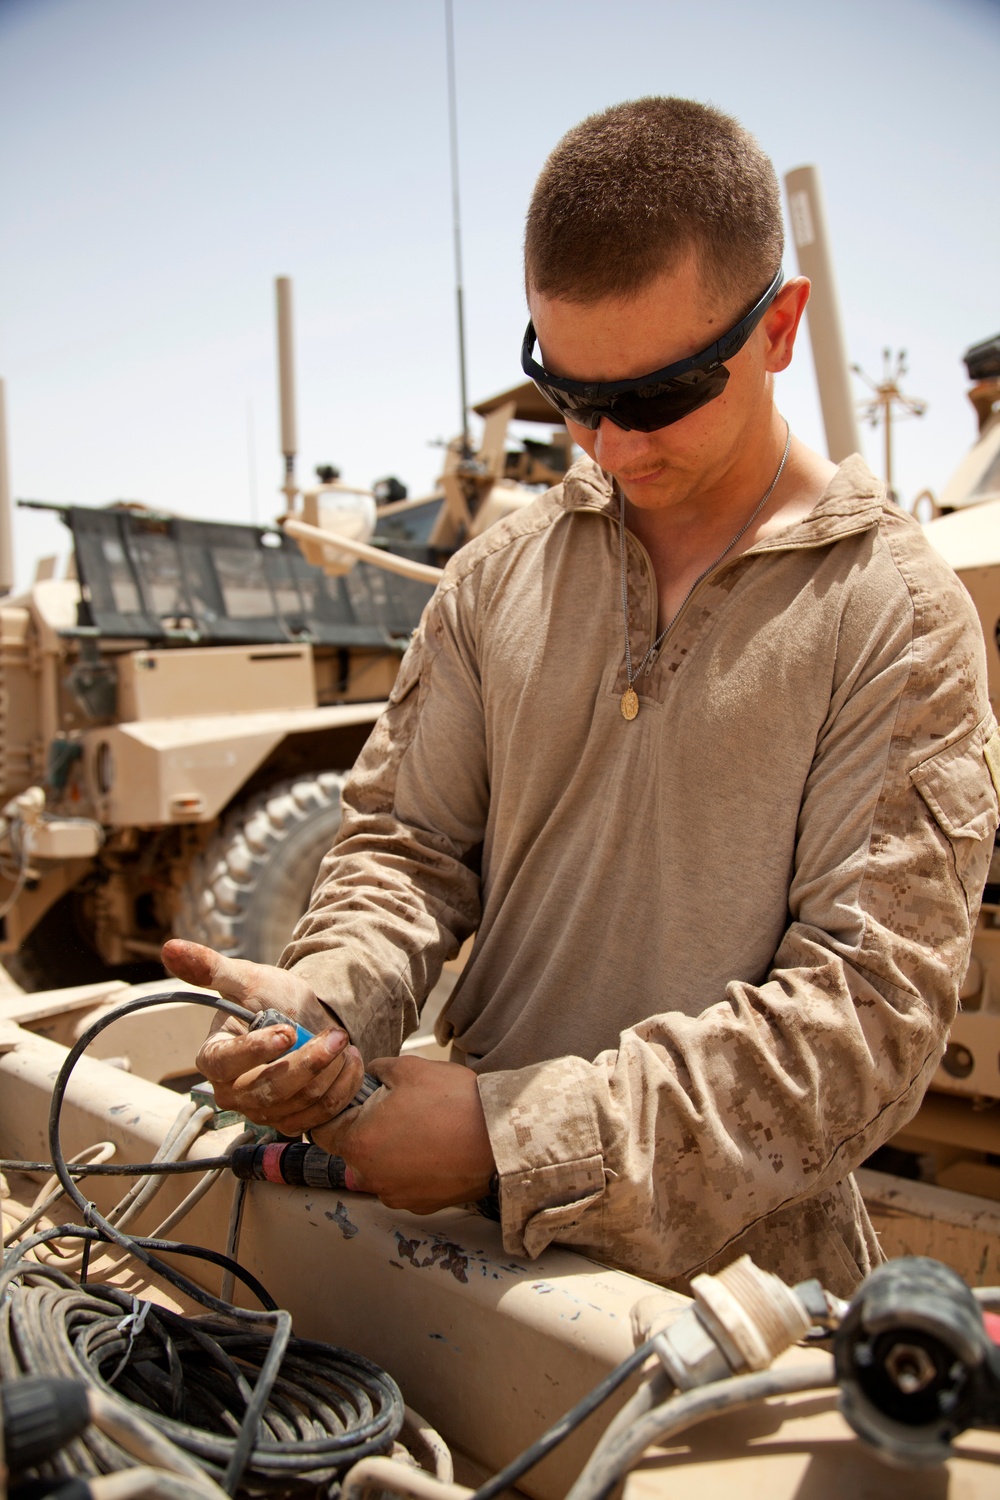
[310,1056,496,1214]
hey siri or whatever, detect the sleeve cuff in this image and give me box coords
[284,949,418,1060]
[477,1056,608,1258]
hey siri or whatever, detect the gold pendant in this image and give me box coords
[621,687,639,721]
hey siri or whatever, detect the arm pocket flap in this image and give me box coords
[910,717,1000,842]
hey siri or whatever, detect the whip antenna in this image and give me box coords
[445,0,471,457]
[275,276,298,510]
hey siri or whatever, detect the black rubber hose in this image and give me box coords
[0,1225,278,1312]
[469,1338,656,1500]
[42,991,278,1322]
[2,1160,235,1178]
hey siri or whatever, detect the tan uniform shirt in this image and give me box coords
[282,454,999,1297]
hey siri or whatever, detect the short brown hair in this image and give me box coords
[524,97,783,313]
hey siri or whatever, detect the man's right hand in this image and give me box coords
[162,938,365,1136]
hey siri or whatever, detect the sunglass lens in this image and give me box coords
[529,365,730,433]
[532,381,603,428]
[613,369,731,431]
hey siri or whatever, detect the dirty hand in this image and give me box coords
[311,1055,495,1214]
[162,938,365,1136]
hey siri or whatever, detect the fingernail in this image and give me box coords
[267,1028,293,1050]
[344,1166,358,1191]
[325,1030,347,1057]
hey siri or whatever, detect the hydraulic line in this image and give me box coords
[340,1457,471,1500]
[400,1406,455,1485]
[103,1106,213,1229]
[3,1145,116,1249]
[564,1356,836,1500]
[62,1465,230,1500]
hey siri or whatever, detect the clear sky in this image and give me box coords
[1,0,998,588]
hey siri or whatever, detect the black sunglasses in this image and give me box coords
[521,267,783,433]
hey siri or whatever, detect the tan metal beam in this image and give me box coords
[783,166,861,463]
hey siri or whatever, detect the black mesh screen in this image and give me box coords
[69,508,434,645]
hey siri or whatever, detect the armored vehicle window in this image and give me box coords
[67,507,434,647]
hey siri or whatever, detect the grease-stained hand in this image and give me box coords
[310,1055,496,1214]
[162,938,365,1136]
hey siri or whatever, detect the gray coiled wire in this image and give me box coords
[1,988,406,1497]
[0,1263,403,1494]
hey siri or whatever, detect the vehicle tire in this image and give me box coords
[175,773,346,965]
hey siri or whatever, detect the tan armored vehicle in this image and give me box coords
[0,490,426,987]
[0,282,571,990]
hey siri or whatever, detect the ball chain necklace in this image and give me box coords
[617,423,791,721]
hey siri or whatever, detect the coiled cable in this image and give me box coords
[0,1264,405,1494]
[2,988,406,1496]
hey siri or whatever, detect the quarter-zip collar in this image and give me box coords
[558,452,886,553]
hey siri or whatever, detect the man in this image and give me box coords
[165,97,998,1297]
